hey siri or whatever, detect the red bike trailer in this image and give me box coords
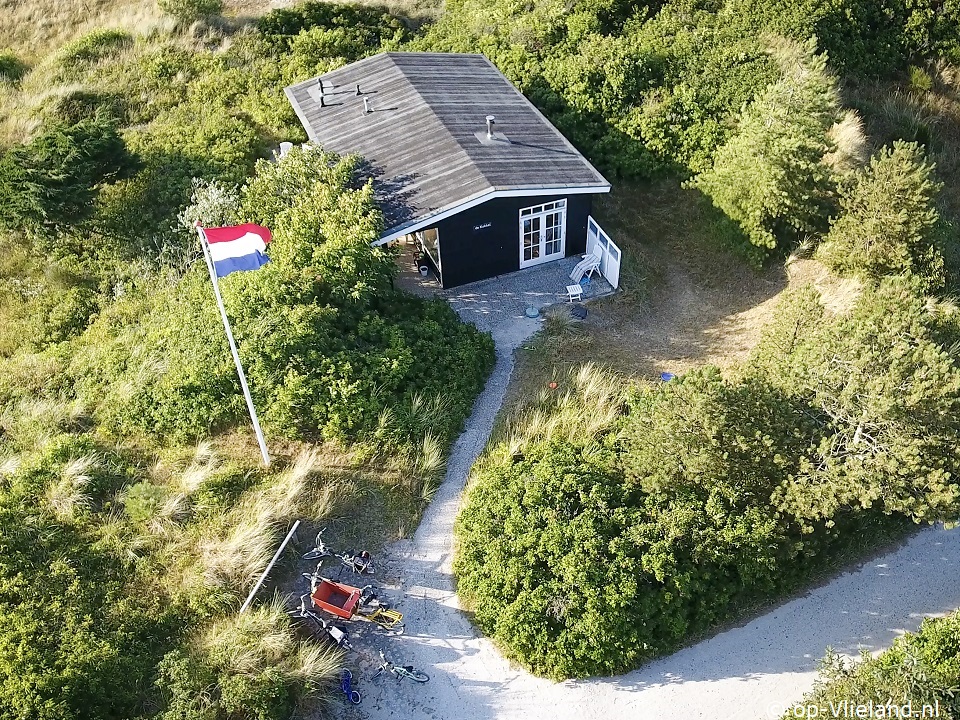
[310,578,362,620]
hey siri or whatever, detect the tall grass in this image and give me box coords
[200,597,343,714]
[487,363,626,468]
[194,449,335,596]
[45,454,96,521]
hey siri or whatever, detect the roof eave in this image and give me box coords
[372,183,612,246]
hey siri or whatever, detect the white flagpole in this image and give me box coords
[195,223,271,468]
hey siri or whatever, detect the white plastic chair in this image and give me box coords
[565,284,583,303]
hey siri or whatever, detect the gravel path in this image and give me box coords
[341,265,960,720]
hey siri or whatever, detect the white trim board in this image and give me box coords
[372,185,610,246]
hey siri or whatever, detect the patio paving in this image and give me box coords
[394,246,614,337]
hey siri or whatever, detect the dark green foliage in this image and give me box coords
[819,141,947,291]
[257,1,410,58]
[0,112,134,233]
[456,366,914,679]
[157,0,223,22]
[728,0,960,77]
[0,52,27,82]
[786,611,960,719]
[748,280,960,523]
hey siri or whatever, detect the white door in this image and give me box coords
[519,199,566,269]
[586,215,622,289]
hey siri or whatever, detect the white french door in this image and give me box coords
[519,199,566,269]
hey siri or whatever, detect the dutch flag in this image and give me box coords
[203,224,272,278]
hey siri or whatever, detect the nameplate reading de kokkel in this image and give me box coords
[473,222,492,233]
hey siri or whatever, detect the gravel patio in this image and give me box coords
[394,245,615,336]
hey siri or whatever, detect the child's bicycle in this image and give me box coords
[373,650,429,683]
[340,669,361,704]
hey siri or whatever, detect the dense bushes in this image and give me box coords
[0,439,181,720]
[786,611,960,719]
[455,281,960,679]
[67,147,493,444]
[157,0,222,23]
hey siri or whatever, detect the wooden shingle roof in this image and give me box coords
[284,52,610,240]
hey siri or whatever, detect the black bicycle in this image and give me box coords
[287,594,353,651]
[302,528,375,575]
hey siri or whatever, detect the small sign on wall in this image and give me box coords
[473,221,492,233]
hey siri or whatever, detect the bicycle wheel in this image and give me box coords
[408,670,429,683]
[348,690,361,704]
[302,549,328,560]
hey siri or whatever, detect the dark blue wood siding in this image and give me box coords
[432,193,592,288]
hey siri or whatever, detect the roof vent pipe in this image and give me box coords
[486,115,496,139]
[356,84,362,96]
[363,96,371,114]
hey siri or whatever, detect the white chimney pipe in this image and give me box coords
[363,96,371,114]
[486,115,496,139]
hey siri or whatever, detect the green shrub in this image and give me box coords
[57,29,132,76]
[0,112,135,233]
[786,611,960,719]
[818,141,947,291]
[689,39,840,257]
[257,2,409,52]
[0,440,180,720]
[0,51,27,82]
[456,364,913,679]
[747,279,960,523]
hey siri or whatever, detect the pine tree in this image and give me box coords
[690,38,839,256]
[818,140,946,292]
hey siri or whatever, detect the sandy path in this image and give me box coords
[341,256,960,720]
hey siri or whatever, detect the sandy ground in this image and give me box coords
[331,252,960,720]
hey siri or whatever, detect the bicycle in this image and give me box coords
[340,669,361,704]
[302,529,375,575]
[288,594,353,651]
[364,607,405,633]
[302,528,333,561]
[373,650,428,683]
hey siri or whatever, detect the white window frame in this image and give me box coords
[519,199,567,269]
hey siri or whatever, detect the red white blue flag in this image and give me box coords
[204,224,272,278]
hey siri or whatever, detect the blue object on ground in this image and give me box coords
[525,306,540,318]
[580,276,591,286]
[660,372,675,382]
